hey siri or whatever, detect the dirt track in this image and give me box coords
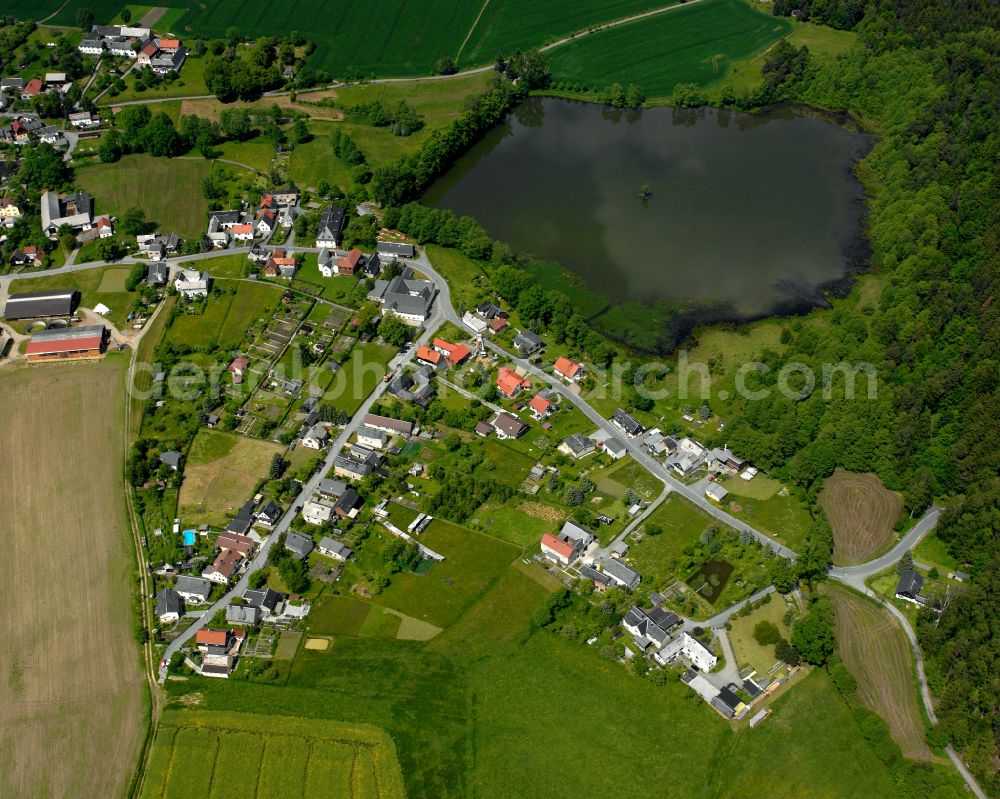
[0,361,145,797]
[820,470,902,565]
[826,586,932,761]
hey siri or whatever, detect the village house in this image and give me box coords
[337,247,364,276]
[602,558,641,590]
[315,205,346,248]
[579,564,613,592]
[708,447,747,475]
[332,487,363,519]
[654,631,718,672]
[612,409,645,438]
[376,241,414,260]
[529,393,554,420]
[226,603,261,626]
[705,483,729,503]
[226,500,257,536]
[553,356,583,382]
[256,208,278,236]
[363,413,414,437]
[559,433,596,460]
[496,366,531,398]
[243,587,283,618]
[195,628,245,678]
[21,78,43,100]
[623,606,679,650]
[174,575,212,604]
[263,248,298,279]
[490,411,528,440]
[202,548,243,584]
[895,570,926,605]
[68,110,99,129]
[367,267,436,325]
[302,423,330,450]
[255,500,283,529]
[285,531,314,560]
[431,337,471,366]
[302,500,334,526]
[670,438,708,476]
[40,190,92,236]
[175,269,210,299]
[94,217,114,238]
[316,478,348,501]
[462,311,489,335]
[155,588,183,623]
[318,536,352,562]
[357,425,389,450]
[513,330,543,355]
[226,357,249,385]
[416,345,441,366]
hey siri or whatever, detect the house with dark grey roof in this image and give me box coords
[244,587,283,615]
[603,558,641,590]
[318,536,352,561]
[489,411,527,440]
[155,588,183,623]
[612,409,645,437]
[895,570,925,604]
[579,565,613,591]
[559,433,596,460]
[174,575,212,603]
[3,290,78,320]
[158,450,182,471]
[376,241,415,259]
[367,267,435,325]
[364,413,414,436]
[147,262,168,286]
[333,487,362,519]
[513,330,543,355]
[285,531,314,560]
[255,500,282,528]
[226,499,257,535]
[226,603,262,625]
[316,478,347,500]
[316,205,346,248]
[622,606,673,649]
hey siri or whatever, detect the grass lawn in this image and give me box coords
[424,244,489,312]
[219,281,283,349]
[592,457,662,503]
[722,475,813,554]
[139,710,405,799]
[629,495,715,583]
[373,520,519,628]
[197,253,250,280]
[7,265,137,328]
[214,137,276,174]
[547,0,793,98]
[323,341,396,415]
[76,154,215,239]
[288,132,356,190]
[727,594,792,675]
[102,55,210,105]
[709,670,901,798]
[473,500,562,548]
[177,430,283,526]
[292,253,366,303]
[913,531,959,573]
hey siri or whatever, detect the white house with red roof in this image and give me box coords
[529,393,553,420]
[496,366,531,398]
[432,338,471,366]
[94,216,114,238]
[554,356,583,382]
[416,345,441,366]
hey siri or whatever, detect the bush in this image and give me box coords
[753,620,782,646]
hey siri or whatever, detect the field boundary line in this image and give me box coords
[456,0,491,61]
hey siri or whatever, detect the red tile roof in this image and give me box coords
[497,366,529,397]
[529,394,552,414]
[446,343,470,365]
[337,248,363,273]
[416,345,441,364]
[554,356,581,379]
[196,629,229,646]
[95,217,112,229]
[541,533,574,559]
[232,223,253,234]
[140,41,158,56]
[25,334,103,357]
[489,317,508,332]
[23,78,42,96]
[158,38,181,50]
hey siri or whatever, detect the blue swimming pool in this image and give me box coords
[182,529,196,546]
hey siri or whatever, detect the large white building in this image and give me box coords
[654,632,718,672]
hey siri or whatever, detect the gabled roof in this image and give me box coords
[896,569,924,596]
[541,532,575,559]
[554,356,581,378]
[529,394,552,414]
[497,366,530,396]
[490,411,527,438]
[416,345,441,364]
[156,589,183,616]
[196,628,229,646]
[603,558,641,589]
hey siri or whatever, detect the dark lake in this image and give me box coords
[424,98,871,319]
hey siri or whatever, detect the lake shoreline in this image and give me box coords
[425,97,875,354]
